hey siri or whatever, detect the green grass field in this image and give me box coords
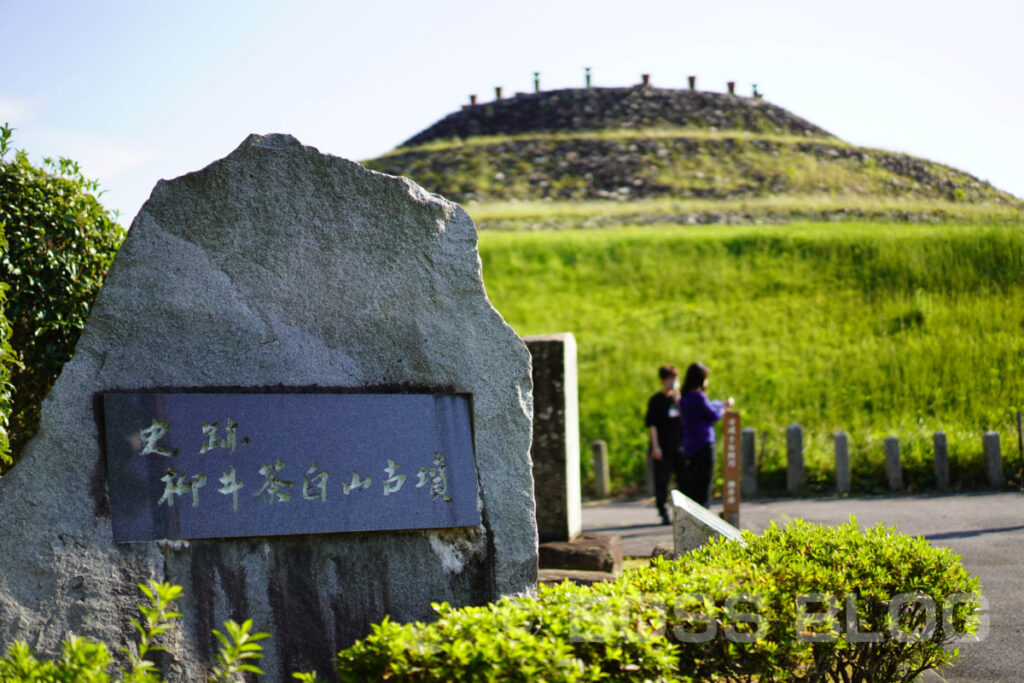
[477,220,1024,496]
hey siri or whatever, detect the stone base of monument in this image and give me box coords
[650,542,677,561]
[538,568,618,586]
[672,489,743,555]
[537,533,623,585]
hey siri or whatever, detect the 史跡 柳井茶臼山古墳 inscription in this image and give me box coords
[102,392,480,542]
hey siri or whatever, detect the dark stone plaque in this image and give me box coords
[101,392,480,542]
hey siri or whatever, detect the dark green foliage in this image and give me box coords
[633,519,980,681]
[0,124,124,467]
[0,212,15,464]
[0,582,274,682]
[0,525,979,681]
[335,585,679,682]
[335,519,980,681]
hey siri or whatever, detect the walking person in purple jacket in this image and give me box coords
[679,362,734,507]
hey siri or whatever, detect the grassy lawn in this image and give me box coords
[468,195,1024,225]
[478,220,1024,495]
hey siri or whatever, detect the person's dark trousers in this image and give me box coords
[683,443,714,508]
[654,450,686,517]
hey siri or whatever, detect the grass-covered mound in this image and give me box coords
[478,221,1024,495]
[336,519,981,682]
[369,129,1018,212]
[365,87,1022,224]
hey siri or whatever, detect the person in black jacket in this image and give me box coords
[645,364,682,525]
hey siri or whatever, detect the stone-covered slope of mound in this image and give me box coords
[367,86,1022,226]
[403,87,831,145]
[369,132,1013,206]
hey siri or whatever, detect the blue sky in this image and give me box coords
[3,0,1022,223]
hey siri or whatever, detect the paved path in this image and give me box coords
[583,492,1024,681]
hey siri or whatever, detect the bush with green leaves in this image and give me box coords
[335,519,981,682]
[0,581,279,683]
[633,518,981,681]
[0,123,124,468]
[336,580,679,682]
[0,221,15,464]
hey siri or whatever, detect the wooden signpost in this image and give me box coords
[722,410,741,527]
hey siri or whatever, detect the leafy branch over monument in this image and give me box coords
[0,123,124,467]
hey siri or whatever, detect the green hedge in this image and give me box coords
[0,216,14,464]
[0,520,981,681]
[0,582,277,683]
[336,519,981,682]
[0,124,124,468]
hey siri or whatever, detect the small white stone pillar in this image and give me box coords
[525,333,582,543]
[671,490,743,554]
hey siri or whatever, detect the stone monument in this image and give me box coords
[0,134,536,680]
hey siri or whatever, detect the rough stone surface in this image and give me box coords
[524,334,581,543]
[538,533,622,574]
[671,490,742,555]
[0,134,536,681]
[403,87,832,146]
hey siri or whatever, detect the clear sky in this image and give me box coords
[3,0,1022,223]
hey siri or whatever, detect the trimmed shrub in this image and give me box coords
[0,124,124,467]
[0,521,980,681]
[336,582,679,682]
[633,518,981,681]
[335,519,981,682]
